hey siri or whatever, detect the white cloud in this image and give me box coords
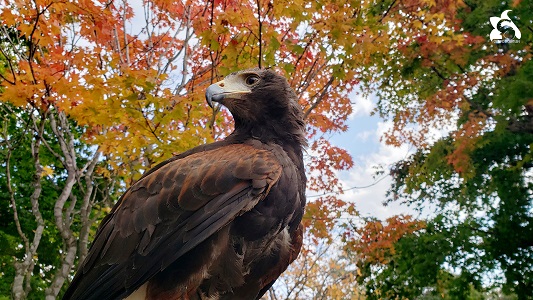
[356,130,373,142]
[350,93,374,119]
[337,121,417,220]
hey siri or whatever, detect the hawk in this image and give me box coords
[63,68,307,300]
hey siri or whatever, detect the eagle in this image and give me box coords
[63,68,307,300]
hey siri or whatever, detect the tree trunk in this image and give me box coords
[12,116,46,300]
[44,111,80,299]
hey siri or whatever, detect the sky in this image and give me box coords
[329,93,417,220]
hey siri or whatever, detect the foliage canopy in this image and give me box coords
[1,0,532,298]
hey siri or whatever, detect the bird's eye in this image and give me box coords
[245,75,260,86]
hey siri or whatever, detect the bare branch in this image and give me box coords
[113,26,124,65]
[122,0,131,66]
[256,0,262,68]
[78,150,101,265]
[174,7,193,93]
[379,0,398,22]
[3,119,29,255]
[44,110,79,299]
[12,113,46,300]
[303,75,335,119]
[0,42,17,84]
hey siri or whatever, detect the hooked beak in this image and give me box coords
[205,79,252,108]
[205,83,226,108]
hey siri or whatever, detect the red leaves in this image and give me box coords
[349,215,426,264]
[446,113,487,176]
[373,0,532,183]
[307,138,354,195]
[303,195,357,244]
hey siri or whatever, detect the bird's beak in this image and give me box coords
[205,79,252,108]
[206,82,226,108]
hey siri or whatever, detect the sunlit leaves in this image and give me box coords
[0,0,375,296]
[7,0,530,297]
[348,0,533,297]
[348,215,425,265]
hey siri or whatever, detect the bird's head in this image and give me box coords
[206,68,306,146]
[206,68,298,122]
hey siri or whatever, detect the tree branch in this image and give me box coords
[303,75,335,119]
[12,113,46,300]
[3,121,29,256]
[44,110,79,299]
[256,0,262,68]
[78,150,101,265]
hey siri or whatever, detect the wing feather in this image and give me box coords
[63,144,282,300]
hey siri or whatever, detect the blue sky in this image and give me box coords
[329,94,417,220]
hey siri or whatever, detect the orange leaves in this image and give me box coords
[446,113,487,176]
[303,195,358,245]
[307,138,354,195]
[350,215,426,265]
[0,0,218,184]
[303,200,337,241]
[374,0,511,180]
[1,0,99,109]
[1,7,17,27]
[2,85,37,108]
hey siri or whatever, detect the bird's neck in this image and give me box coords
[237,118,304,139]
[231,121,306,157]
[227,121,307,189]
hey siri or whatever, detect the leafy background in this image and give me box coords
[0,0,532,299]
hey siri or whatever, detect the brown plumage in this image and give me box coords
[63,68,307,300]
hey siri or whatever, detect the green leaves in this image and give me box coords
[348,0,533,298]
[1,0,531,297]
[494,59,533,115]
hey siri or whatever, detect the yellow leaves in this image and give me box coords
[1,7,16,27]
[95,166,111,179]
[422,0,437,7]
[325,269,361,299]
[2,0,68,48]
[1,85,33,107]
[0,0,219,185]
[41,166,54,178]
[278,237,364,300]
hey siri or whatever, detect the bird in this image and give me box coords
[63,68,307,300]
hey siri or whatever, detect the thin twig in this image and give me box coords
[303,75,335,119]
